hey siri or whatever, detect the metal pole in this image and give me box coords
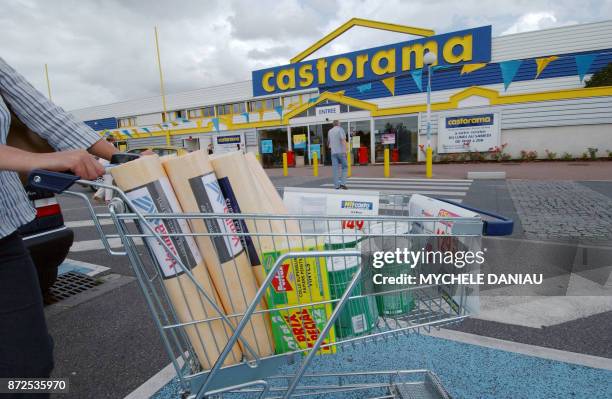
[426,64,433,178]
[44,64,52,101]
[154,26,171,146]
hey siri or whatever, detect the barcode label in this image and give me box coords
[352,314,366,334]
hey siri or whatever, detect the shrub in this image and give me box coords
[581,152,589,161]
[520,150,538,161]
[489,143,509,162]
[545,149,557,160]
[501,153,512,162]
[467,151,486,162]
[561,152,573,161]
[607,150,612,159]
[587,147,598,160]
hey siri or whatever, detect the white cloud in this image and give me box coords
[502,12,571,35]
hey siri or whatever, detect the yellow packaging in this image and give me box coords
[262,242,335,355]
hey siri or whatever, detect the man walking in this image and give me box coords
[327,120,348,189]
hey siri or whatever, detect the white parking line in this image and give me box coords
[427,329,612,371]
[70,237,143,252]
[124,357,184,399]
[65,219,134,228]
[346,177,473,183]
[59,259,110,276]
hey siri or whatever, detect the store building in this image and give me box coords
[72,19,612,167]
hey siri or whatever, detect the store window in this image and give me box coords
[348,120,371,165]
[203,106,215,117]
[301,92,319,103]
[290,126,308,166]
[374,116,418,163]
[232,102,246,114]
[187,109,202,119]
[216,104,231,116]
[265,97,281,110]
[248,100,264,112]
[165,110,184,121]
[283,94,301,110]
[258,127,288,168]
[118,117,136,127]
[294,107,316,118]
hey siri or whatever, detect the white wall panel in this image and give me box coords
[418,96,612,136]
[492,21,612,62]
[136,113,163,125]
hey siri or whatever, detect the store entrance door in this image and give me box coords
[309,122,350,165]
[319,123,334,165]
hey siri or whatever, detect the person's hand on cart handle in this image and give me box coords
[42,150,106,180]
[1,137,118,180]
[0,145,104,180]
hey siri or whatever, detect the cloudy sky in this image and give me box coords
[1,0,610,110]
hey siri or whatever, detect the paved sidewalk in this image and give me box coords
[266,161,612,181]
[508,180,612,240]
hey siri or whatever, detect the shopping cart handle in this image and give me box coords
[110,152,140,164]
[28,169,80,194]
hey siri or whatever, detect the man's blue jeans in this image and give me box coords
[331,153,348,188]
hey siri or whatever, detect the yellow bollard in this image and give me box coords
[384,148,390,178]
[282,153,288,176]
[426,147,433,178]
[346,149,352,178]
[255,153,261,162]
[312,151,318,177]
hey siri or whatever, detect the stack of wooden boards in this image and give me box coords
[110,150,335,369]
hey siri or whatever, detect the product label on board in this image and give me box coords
[127,177,202,279]
[189,172,244,263]
[262,242,335,355]
[217,176,261,266]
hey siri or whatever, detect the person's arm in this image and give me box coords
[89,138,118,160]
[0,57,117,161]
[0,145,104,179]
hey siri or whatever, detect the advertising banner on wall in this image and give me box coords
[437,111,500,153]
[214,133,244,154]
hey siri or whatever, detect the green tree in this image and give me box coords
[585,62,612,87]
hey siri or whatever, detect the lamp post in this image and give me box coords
[423,51,437,178]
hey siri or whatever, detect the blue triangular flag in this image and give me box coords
[274,105,283,118]
[142,127,150,133]
[241,112,250,123]
[121,129,132,137]
[575,54,597,82]
[308,96,319,103]
[357,83,372,93]
[432,65,453,71]
[212,117,219,132]
[410,69,423,92]
[499,60,522,91]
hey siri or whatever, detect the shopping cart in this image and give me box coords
[28,167,512,399]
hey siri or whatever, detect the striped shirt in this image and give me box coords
[0,57,101,238]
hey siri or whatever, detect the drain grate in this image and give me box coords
[45,272,101,304]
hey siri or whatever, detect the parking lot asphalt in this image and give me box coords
[44,177,612,398]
